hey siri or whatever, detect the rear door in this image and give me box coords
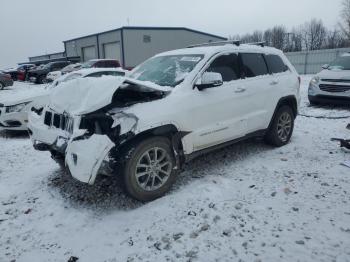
[239,52,274,132]
[264,54,292,112]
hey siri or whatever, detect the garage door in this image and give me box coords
[82,46,96,62]
[103,42,121,61]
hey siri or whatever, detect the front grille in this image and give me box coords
[319,84,350,93]
[43,110,74,133]
[321,79,350,83]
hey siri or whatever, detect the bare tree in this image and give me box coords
[340,0,350,40]
[324,29,347,49]
[284,27,303,52]
[270,25,287,50]
[301,19,327,50]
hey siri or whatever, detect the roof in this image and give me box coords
[28,51,65,60]
[63,26,227,43]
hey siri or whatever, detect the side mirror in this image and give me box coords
[195,72,223,91]
[322,64,329,69]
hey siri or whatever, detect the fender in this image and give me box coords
[268,95,298,130]
[115,124,191,170]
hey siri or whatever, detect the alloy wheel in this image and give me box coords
[277,112,292,142]
[135,147,172,191]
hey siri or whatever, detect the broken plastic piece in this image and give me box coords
[65,134,115,184]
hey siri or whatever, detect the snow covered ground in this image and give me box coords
[0,76,350,262]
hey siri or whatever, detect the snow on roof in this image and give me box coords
[156,44,283,58]
[75,68,126,76]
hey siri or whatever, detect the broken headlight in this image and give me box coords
[79,113,117,136]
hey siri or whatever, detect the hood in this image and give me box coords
[0,86,49,106]
[317,69,350,80]
[48,76,172,115]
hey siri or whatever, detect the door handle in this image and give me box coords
[234,87,246,93]
[270,80,279,85]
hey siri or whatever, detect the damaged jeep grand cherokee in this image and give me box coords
[28,41,300,201]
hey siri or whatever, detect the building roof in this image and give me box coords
[63,26,227,43]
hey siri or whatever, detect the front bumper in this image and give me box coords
[65,135,115,184]
[308,94,350,105]
[0,106,29,131]
[28,109,116,184]
[308,82,350,105]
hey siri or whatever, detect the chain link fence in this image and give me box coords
[285,47,350,75]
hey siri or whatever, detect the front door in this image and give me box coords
[188,53,249,151]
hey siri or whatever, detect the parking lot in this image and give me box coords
[0,75,349,262]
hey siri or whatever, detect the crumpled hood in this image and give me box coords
[317,69,350,80]
[48,76,172,115]
[0,86,49,106]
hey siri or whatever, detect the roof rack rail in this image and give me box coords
[187,40,240,48]
[246,41,266,47]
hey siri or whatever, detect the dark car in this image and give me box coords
[28,61,70,84]
[17,64,36,81]
[80,59,121,69]
[3,64,35,81]
[0,72,14,90]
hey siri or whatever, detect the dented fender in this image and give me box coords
[65,134,115,185]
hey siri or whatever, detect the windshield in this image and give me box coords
[328,56,350,70]
[81,61,95,69]
[129,55,204,87]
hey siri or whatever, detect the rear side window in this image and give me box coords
[106,60,120,68]
[87,72,106,77]
[265,54,289,74]
[206,54,241,82]
[241,53,269,78]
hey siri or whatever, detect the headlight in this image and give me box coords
[310,76,320,85]
[6,102,30,113]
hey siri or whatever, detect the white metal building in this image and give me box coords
[63,26,227,68]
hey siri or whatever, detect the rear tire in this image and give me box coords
[265,105,294,147]
[121,137,177,201]
[0,82,4,90]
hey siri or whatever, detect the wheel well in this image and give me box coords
[117,124,187,167]
[276,96,298,118]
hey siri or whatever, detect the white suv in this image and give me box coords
[28,41,300,201]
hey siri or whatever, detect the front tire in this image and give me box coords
[122,137,177,201]
[265,105,294,147]
[0,82,4,90]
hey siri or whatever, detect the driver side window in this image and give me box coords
[206,54,241,82]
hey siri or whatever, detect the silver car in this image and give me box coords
[309,53,350,105]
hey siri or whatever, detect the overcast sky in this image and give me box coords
[0,0,342,67]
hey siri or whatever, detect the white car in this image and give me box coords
[28,41,300,201]
[0,68,127,131]
[46,63,82,82]
[309,53,350,105]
